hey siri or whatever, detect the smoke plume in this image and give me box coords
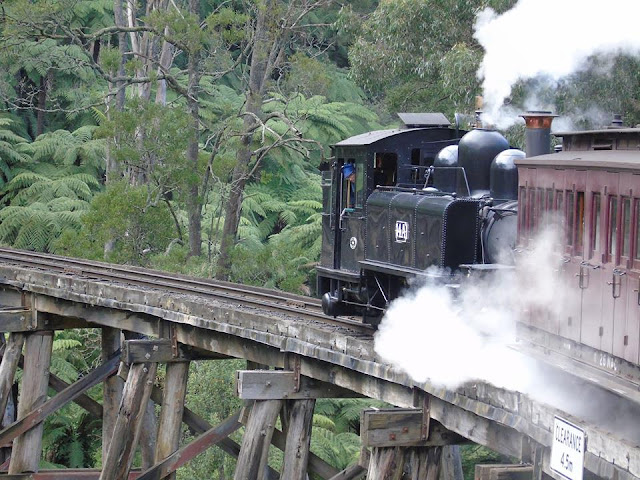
[374,226,562,391]
[474,0,640,128]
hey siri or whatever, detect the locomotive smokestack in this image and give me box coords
[520,111,557,157]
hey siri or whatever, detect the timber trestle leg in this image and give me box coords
[99,361,158,480]
[101,327,123,463]
[235,362,365,480]
[154,361,190,480]
[9,330,53,474]
[361,408,465,480]
[234,399,283,480]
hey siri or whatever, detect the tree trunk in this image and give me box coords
[216,0,275,280]
[36,73,47,137]
[155,26,173,106]
[106,0,127,183]
[186,0,202,257]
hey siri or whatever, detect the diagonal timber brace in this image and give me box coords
[0,355,119,447]
[137,411,242,480]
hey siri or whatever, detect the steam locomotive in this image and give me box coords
[316,112,523,325]
[318,111,640,376]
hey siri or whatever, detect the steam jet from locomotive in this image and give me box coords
[317,112,523,325]
[318,110,640,370]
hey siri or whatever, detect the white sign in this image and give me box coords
[395,221,408,243]
[550,416,585,480]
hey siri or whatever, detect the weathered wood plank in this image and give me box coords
[9,331,53,474]
[271,421,339,479]
[280,399,315,480]
[474,464,533,480]
[0,355,119,448]
[439,446,463,480]
[430,399,525,460]
[366,447,404,480]
[99,362,157,480]
[0,333,24,422]
[101,327,122,463]
[234,400,282,480]
[0,469,142,479]
[0,308,35,332]
[138,411,241,480]
[361,409,465,448]
[406,447,442,480]
[140,401,157,470]
[237,370,360,400]
[5,267,640,480]
[328,464,366,480]
[123,339,227,363]
[154,361,189,480]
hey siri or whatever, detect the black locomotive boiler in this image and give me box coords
[316,113,521,324]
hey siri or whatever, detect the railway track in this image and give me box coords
[0,248,374,335]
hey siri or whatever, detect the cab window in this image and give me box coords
[342,159,364,209]
[373,152,397,187]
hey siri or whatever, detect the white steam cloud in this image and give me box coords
[374,226,562,392]
[474,0,640,128]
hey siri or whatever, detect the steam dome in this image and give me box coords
[490,149,524,201]
[458,129,509,194]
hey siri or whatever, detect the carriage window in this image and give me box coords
[576,191,585,251]
[609,196,618,258]
[622,197,631,259]
[373,152,397,187]
[537,188,544,226]
[528,188,536,234]
[555,190,563,212]
[566,191,575,246]
[546,189,554,213]
[591,193,601,259]
[519,187,527,237]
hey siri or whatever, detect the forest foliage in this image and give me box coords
[0,0,639,477]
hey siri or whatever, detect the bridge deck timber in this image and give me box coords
[0,257,635,479]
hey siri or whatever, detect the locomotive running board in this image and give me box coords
[359,260,456,279]
[315,265,361,282]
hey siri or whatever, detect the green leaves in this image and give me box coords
[65,181,176,265]
[348,0,516,115]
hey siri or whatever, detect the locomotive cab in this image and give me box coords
[317,113,469,321]
[317,113,522,324]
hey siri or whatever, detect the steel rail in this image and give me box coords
[0,248,373,335]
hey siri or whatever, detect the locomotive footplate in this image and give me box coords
[359,260,452,280]
[315,265,361,282]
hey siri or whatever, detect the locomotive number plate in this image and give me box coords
[395,221,408,243]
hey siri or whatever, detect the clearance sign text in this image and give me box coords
[550,416,585,480]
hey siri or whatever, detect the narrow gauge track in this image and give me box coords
[0,247,373,335]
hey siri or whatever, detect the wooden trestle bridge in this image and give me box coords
[0,248,636,479]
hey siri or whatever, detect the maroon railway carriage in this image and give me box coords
[516,127,640,365]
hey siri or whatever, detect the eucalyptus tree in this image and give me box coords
[0,0,379,269]
[348,0,516,117]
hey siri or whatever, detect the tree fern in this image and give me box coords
[0,118,31,190]
[24,126,105,173]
